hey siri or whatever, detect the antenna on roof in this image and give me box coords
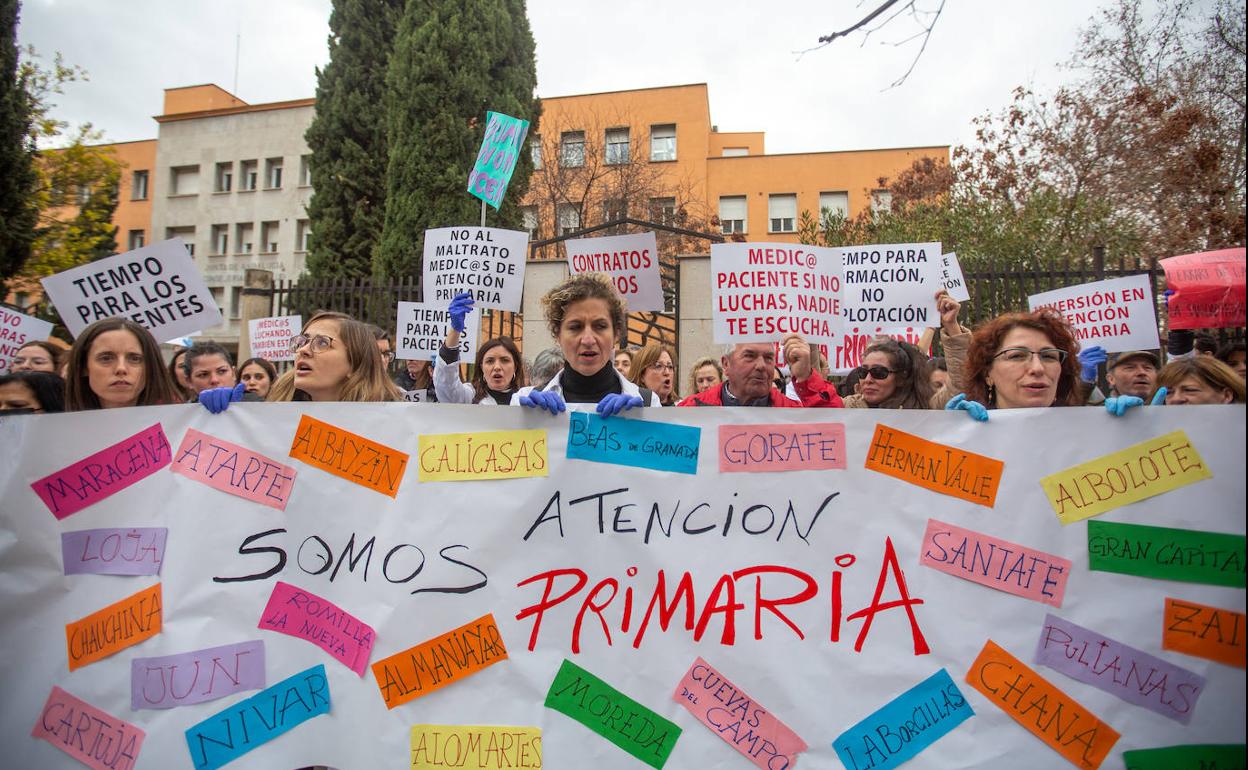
[232,22,241,95]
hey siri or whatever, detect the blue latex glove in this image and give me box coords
[1151,386,1167,405]
[1163,289,1175,306]
[596,393,644,417]
[448,292,475,333]
[198,383,245,414]
[945,393,989,422]
[1077,345,1107,383]
[1104,395,1143,416]
[518,390,566,415]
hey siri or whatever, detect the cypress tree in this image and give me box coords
[0,0,37,289]
[373,0,539,280]
[304,0,405,279]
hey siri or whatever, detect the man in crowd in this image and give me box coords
[1105,350,1159,399]
[678,337,842,407]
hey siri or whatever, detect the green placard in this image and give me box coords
[1088,520,1245,587]
[467,110,530,210]
[1123,743,1246,770]
[544,659,680,769]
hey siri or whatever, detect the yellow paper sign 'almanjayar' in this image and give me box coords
[417,430,548,482]
[1040,430,1211,525]
[410,724,542,769]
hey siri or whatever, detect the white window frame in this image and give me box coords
[650,197,677,226]
[650,124,676,162]
[559,131,585,168]
[131,170,149,201]
[127,230,145,251]
[299,155,312,187]
[819,191,849,220]
[240,160,258,191]
[296,220,311,252]
[235,222,254,254]
[605,128,629,165]
[520,206,539,239]
[211,224,228,256]
[531,136,542,169]
[260,221,280,253]
[557,203,581,236]
[214,162,233,193]
[871,189,893,213]
[718,195,747,235]
[265,158,283,190]
[768,193,797,234]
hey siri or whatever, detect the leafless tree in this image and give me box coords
[803,0,947,89]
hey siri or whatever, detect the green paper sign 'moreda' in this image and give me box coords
[1088,520,1246,588]
[544,659,681,769]
[1122,743,1246,770]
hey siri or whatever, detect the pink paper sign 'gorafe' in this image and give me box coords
[32,685,146,770]
[718,423,847,473]
[31,423,171,520]
[920,519,1072,607]
[258,581,375,676]
[673,657,808,769]
[170,428,297,510]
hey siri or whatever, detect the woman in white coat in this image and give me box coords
[433,293,527,404]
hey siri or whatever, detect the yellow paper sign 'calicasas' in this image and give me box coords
[1039,430,1211,525]
[410,724,542,770]
[417,430,548,482]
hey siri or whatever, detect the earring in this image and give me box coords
[988,382,996,404]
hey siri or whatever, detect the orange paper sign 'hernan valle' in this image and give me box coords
[65,583,162,671]
[371,613,508,710]
[288,414,409,497]
[1163,597,1246,668]
[865,423,1004,507]
[966,639,1119,769]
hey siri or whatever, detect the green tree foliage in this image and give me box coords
[0,0,37,291]
[374,0,539,280]
[304,0,405,280]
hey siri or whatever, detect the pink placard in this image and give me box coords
[31,685,145,770]
[920,518,1072,607]
[718,423,847,473]
[171,428,297,510]
[672,657,808,769]
[258,581,375,676]
[31,423,171,520]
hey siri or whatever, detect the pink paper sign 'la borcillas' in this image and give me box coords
[673,657,808,769]
[258,581,375,676]
[920,519,1072,607]
[32,685,146,770]
[719,423,847,473]
[31,423,171,520]
[171,428,297,510]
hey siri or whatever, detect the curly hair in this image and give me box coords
[541,273,627,344]
[862,337,934,409]
[963,309,1082,408]
[1155,356,1246,403]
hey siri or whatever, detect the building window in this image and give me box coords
[209,287,225,318]
[520,206,539,240]
[170,165,200,196]
[556,203,581,236]
[265,158,283,189]
[214,162,233,193]
[240,160,258,191]
[299,155,312,187]
[721,147,748,157]
[602,199,627,224]
[718,196,746,234]
[166,226,195,256]
[768,194,797,233]
[211,224,228,256]
[819,191,849,220]
[605,128,629,165]
[131,170,149,200]
[229,287,242,320]
[76,185,92,205]
[559,131,585,168]
[871,189,893,213]
[650,124,676,161]
[235,222,254,254]
[127,230,145,251]
[260,221,280,253]
[531,136,542,169]
[650,197,677,226]
[296,219,311,252]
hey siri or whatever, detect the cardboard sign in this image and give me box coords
[833,668,972,770]
[32,686,145,770]
[31,423,172,519]
[838,242,942,331]
[718,422,847,473]
[1034,613,1205,724]
[0,305,54,373]
[1028,274,1159,353]
[939,252,970,302]
[131,640,265,710]
[673,657,807,769]
[710,242,842,345]
[467,110,530,209]
[920,519,1070,606]
[966,639,1120,769]
[288,414,409,497]
[565,231,664,311]
[396,300,478,361]
[61,527,168,576]
[1123,744,1248,770]
[1162,598,1245,668]
[411,725,543,770]
[372,614,508,709]
[247,314,300,362]
[567,412,700,475]
[1040,430,1211,524]
[1160,247,1247,330]
[864,423,1003,507]
[546,659,681,769]
[172,428,298,510]
[259,581,375,676]
[423,227,527,311]
[1088,520,1245,587]
[40,238,222,340]
[418,429,548,481]
[66,583,162,671]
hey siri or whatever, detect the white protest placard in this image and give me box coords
[39,238,222,340]
[247,315,301,362]
[710,242,842,345]
[422,226,527,311]
[838,241,942,331]
[564,231,664,312]
[939,251,970,302]
[395,300,478,361]
[0,306,55,373]
[1028,274,1159,353]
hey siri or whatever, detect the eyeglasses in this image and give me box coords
[10,356,52,368]
[994,347,1067,366]
[648,363,675,372]
[852,365,896,381]
[380,351,395,363]
[290,334,336,353]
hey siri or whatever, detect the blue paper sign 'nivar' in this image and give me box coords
[184,663,331,770]
[468,111,530,209]
[566,412,701,475]
[832,668,973,770]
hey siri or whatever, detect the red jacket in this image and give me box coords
[791,370,845,408]
[677,384,802,407]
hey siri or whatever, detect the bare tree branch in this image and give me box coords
[798,0,947,88]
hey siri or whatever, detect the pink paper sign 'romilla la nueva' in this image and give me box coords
[258,581,375,676]
[673,657,808,769]
[919,518,1072,607]
[31,423,172,520]
[171,428,297,510]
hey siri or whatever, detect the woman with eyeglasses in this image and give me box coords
[628,343,678,406]
[9,340,62,374]
[64,318,182,411]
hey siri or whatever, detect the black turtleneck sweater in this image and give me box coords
[559,362,622,404]
[483,386,514,404]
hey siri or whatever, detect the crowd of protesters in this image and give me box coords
[2,272,1243,418]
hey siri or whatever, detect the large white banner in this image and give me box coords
[0,405,1243,769]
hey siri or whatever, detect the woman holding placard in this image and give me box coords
[431,292,527,404]
[64,318,181,410]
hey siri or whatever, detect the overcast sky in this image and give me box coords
[18,0,1124,153]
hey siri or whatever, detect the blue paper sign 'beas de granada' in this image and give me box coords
[566,412,701,475]
[832,668,973,770]
[184,663,332,770]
